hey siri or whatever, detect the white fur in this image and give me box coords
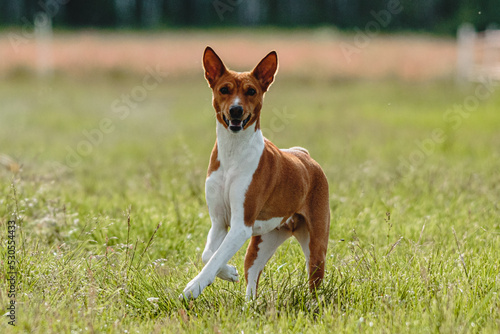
[245,215,309,299]
[245,228,292,298]
[281,146,309,155]
[293,224,311,274]
[181,121,316,300]
[252,217,284,236]
[181,121,265,300]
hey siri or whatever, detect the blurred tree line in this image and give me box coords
[0,0,498,34]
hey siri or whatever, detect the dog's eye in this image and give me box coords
[219,87,230,95]
[246,88,256,96]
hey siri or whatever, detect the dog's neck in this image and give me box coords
[216,121,264,168]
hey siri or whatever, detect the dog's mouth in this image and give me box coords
[223,114,251,133]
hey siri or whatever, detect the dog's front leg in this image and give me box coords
[181,222,252,300]
[203,174,240,282]
[201,220,240,282]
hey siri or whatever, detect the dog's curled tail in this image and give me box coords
[289,146,310,155]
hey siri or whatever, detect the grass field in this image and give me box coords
[1,32,500,333]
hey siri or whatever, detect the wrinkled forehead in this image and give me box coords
[216,70,259,88]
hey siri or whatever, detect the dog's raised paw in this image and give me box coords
[217,265,239,282]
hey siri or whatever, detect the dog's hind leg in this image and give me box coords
[294,220,328,290]
[292,221,311,275]
[244,228,292,299]
[309,210,330,290]
[296,188,330,291]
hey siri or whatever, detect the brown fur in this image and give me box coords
[207,141,220,177]
[204,46,330,294]
[244,236,263,283]
[242,140,330,291]
[203,47,277,132]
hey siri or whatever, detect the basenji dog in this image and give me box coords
[181,47,330,300]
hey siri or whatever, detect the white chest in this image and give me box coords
[205,122,266,230]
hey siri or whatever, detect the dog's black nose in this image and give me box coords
[229,105,243,119]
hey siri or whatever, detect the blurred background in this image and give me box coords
[1,0,498,31]
[0,1,499,177]
[1,3,500,332]
[0,0,499,81]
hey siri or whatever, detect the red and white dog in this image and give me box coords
[181,47,330,300]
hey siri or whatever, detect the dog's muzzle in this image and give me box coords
[223,114,251,133]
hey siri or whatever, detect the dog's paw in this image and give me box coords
[180,280,203,300]
[180,274,213,300]
[217,264,240,282]
[179,284,199,301]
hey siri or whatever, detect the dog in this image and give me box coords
[181,47,330,300]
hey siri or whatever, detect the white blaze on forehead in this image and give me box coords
[232,97,241,106]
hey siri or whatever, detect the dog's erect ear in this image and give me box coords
[252,51,278,92]
[203,46,227,88]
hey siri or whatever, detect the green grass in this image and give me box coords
[1,72,499,333]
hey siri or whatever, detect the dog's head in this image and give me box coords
[203,47,278,133]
